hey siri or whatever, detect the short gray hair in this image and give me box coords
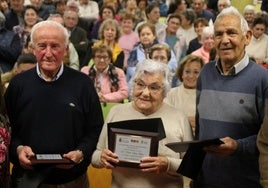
[217,0,231,7]
[131,59,171,97]
[215,6,249,35]
[30,20,69,47]
[243,4,256,14]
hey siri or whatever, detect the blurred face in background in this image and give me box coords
[102,8,114,20]
[137,0,146,10]
[151,50,168,64]
[139,26,156,47]
[121,18,135,34]
[10,0,24,13]
[24,8,38,27]
[30,0,42,9]
[252,23,266,39]
[93,51,111,72]
[126,0,137,9]
[244,10,255,24]
[147,7,160,23]
[166,17,180,35]
[103,24,117,42]
[174,0,187,15]
[56,1,67,15]
[64,10,78,29]
[192,0,204,15]
[182,60,202,89]
[195,22,206,37]
[217,0,229,13]
[66,2,79,12]
[202,33,214,52]
[180,14,190,28]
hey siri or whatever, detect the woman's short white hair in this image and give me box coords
[130,59,172,97]
[30,20,69,47]
[201,19,214,41]
[243,5,256,14]
[215,6,249,35]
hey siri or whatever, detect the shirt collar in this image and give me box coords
[215,53,249,75]
[36,63,64,81]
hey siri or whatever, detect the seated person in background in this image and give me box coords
[92,19,124,69]
[243,5,256,29]
[90,5,116,41]
[246,17,268,65]
[78,0,99,20]
[48,13,80,70]
[119,0,144,25]
[2,53,37,90]
[91,59,193,188]
[0,11,22,73]
[127,23,177,82]
[167,0,187,16]
[118,13,140,71]
[54,0,67,15]
[63,9,89,68]
[176,8,197,49]
[149,44,178,87]
[187,18,208,54]
[135,4,166,43]
[81,45,129,103]
[164,54,204,134]
[164,14,187,64]
[191,24,214,63]
[29,0,50,20]
[13,5,40,48]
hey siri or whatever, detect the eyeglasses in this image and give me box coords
[94,55,109,60]
[134,80,163,94]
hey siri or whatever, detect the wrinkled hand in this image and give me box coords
[57,150,84,169]
[17,145,35,169]
[140,156,168,174]
[204,137,237,157]
[100,149,119,169]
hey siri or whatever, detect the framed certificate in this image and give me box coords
[108,128,159,168]
[30,154,74,165]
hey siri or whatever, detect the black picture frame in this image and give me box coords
[108,128,159,168]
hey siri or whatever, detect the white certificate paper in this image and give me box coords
[114,134,151,163]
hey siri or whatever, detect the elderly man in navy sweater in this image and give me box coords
[5,20,103,188]
[194,6,268,188]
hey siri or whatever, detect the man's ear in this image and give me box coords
[244,30,252,46]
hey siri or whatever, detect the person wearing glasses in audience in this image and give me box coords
[91,59,193,188]
[81,45,129,103]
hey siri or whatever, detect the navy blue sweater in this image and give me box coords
[195,60,268,188]
[5,66,104,184]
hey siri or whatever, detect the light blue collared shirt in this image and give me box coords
[36,63,64,82]
[215,53,249,75]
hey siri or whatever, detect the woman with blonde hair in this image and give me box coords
[164,54,204,133]
[92,19,124,69]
